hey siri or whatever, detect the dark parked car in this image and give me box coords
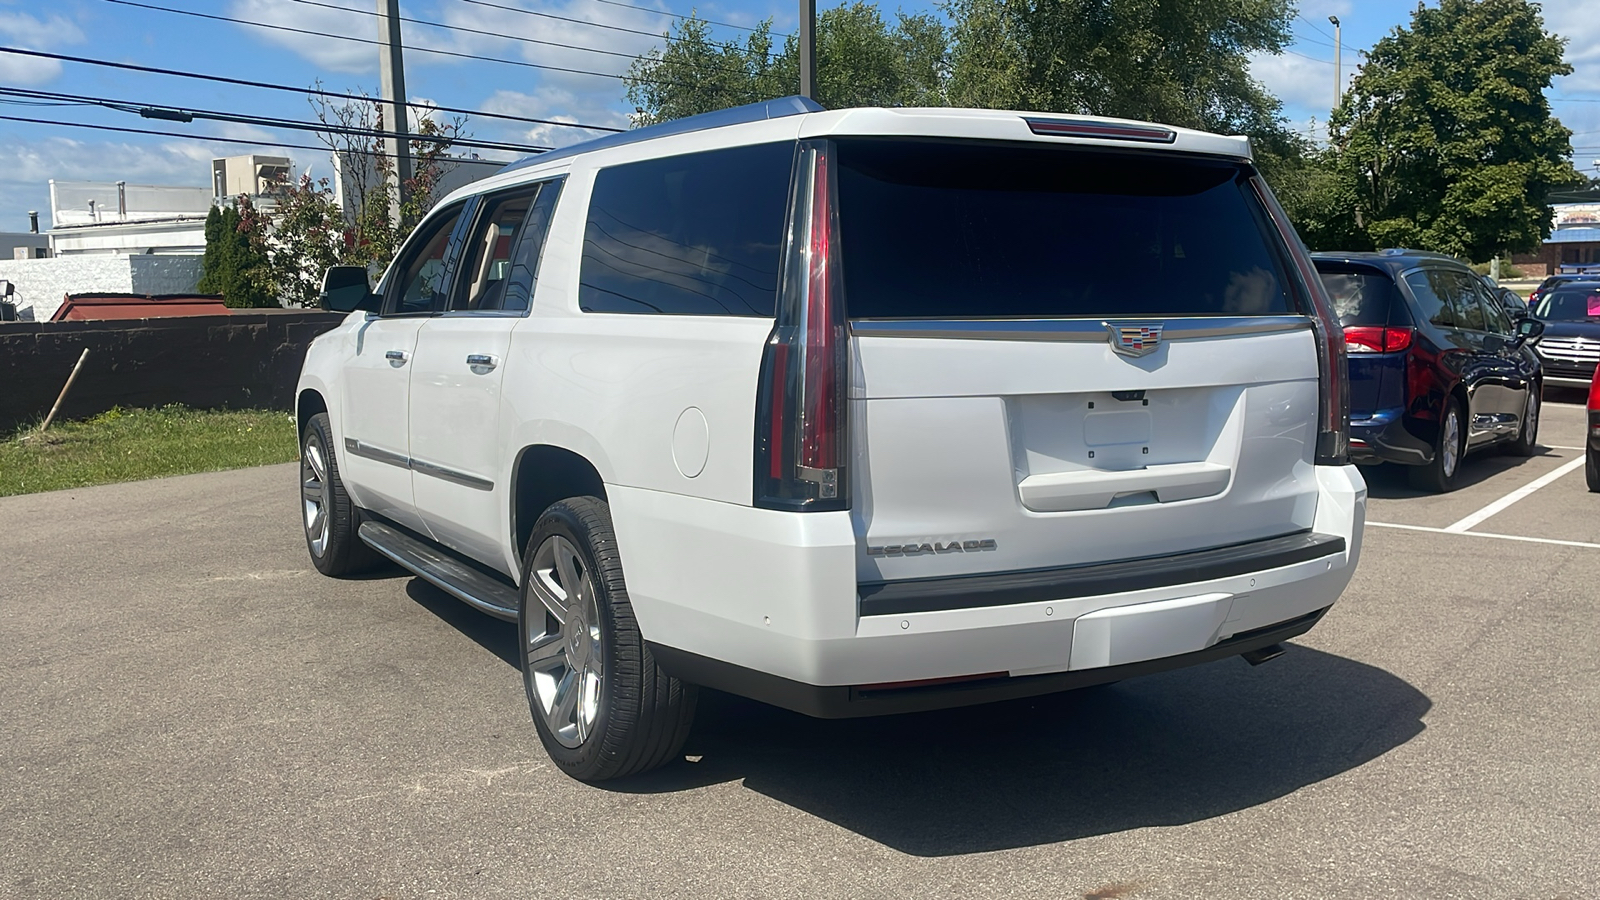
[1528,282,1600,389]
[1489,283,1529,320]
[1314,250,1545,492]
[1529,272,1598,307]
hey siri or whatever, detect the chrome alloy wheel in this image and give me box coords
[524,535,604,749]
[1441,407,1460,478]
[301,438,330,557]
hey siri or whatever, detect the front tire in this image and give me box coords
[300,412,381,576]
[518,496,696,782]
[1410,398,1465,493]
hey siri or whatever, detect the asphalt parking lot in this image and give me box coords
[3,398,1597,900]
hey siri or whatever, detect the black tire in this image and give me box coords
[1587,447,1600,493]
[1505,387,1540,457]
[1410,397,1465,493]
[518,496,696,782]
[300,412,382,576]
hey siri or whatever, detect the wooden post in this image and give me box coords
[40,348,90,433]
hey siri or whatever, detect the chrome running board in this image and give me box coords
[358,520,520,621]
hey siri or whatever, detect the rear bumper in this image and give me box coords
[1349,407,1431,465]
[650,606,1329,718]
[609,465,1365,716]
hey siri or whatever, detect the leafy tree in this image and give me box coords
[944,0,1303,156]
[197,199,274,308]
[1320,0,1584,258]
[260,174,347,308]
[625,4,948,123]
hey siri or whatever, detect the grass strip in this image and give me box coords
[0,406,298,498]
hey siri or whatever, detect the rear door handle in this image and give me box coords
[384,349,408,364]
[466,354,499,370]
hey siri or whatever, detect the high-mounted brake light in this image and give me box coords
[1023,117,1177,144]
[754,141,849,511]
[1343,326,1413,354]
[1250,176,1350,465]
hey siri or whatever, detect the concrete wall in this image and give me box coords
[0,255,203,321]
[0,310,347,434]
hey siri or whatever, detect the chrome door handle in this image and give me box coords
[385,349,408,363]
[466,354,498,370]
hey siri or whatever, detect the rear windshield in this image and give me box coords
[833,140,1298,319]
[1316,268,1403,327]
[1534,286,1600,322]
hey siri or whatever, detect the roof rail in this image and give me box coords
[501,96,825,174]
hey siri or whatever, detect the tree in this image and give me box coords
[1320,0,1584,259]
[625,4,948,124]
[306,85,471,271]
[197,199,274,308]
[260,174,347,309]
[944,0,1304,156]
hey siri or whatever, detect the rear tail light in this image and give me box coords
[1343,326,1414,354]
[1588,369,1600,413]
[1022,117,1177,144]
[1250,176,1350,465]
[754,141,849,511]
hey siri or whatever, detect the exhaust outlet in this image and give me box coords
[1241,644,1287,666]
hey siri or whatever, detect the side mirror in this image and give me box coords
[1514,317,1544,343]
[321,266,380,313]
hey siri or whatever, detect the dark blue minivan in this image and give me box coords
[1312,250,1545,492]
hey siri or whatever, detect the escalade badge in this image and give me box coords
[1106,321,1163,358]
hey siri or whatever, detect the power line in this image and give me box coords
[1297,13,1334,41]
[449,0,778,59]
[575,0,787,38]
[0,47,626,133]
[281,0,769,81]
[0,86,550,154]
[97,0,715,88]
[0,112,465,161]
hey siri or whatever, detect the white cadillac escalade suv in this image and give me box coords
[296,97,1367,782]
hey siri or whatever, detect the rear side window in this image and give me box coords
[833,140,1296,319]
[578,143,793,316]
[1318,268,1403,327]
[1403,270,1463,329]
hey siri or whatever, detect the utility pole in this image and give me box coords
[799,0,816,101]
[377,0,412,228]
[1329,15,1342,113]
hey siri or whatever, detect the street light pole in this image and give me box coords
[1329,15,1342,113]
[799,0,816,101]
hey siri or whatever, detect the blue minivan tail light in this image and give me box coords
[1022,117,1177,144]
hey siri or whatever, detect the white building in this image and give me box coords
[47,180,214,256]
[331,150,503,220]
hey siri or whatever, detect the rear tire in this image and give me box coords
[300,412,382,577]
[1587,447,1599,493]
[1410,398,1465,493]
[1506,388,1540,457]
[518,496,697,782]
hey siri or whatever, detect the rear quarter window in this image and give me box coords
[1317,268,1404,327]
[832,140,1297,319]
[578,142,793,316]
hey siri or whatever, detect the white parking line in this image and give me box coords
[1366,521,1600,549]
[1546,445,1585,451]
[1442,455,1588,533]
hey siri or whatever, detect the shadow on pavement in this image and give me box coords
[398,578,1429,857]
[619,645,1429,856]
[1361,445,1564,499]
[405,579,520,669]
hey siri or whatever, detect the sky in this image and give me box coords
[1,0,1598,233]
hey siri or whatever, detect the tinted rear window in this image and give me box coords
[1318,268,1402,327]
[1534,286,1600,321]
[579,142,793,316]
[833,140,1297,319]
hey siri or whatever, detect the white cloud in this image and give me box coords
[227,0,376,73]
[479,86,630,150]
[0,11,86,85]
